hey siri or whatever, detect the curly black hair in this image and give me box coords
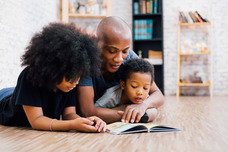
[21,22,101,90]
[120,58,154,83]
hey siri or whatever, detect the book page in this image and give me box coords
[107,122,147,134]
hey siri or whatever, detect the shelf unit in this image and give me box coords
[132,0,164,94]
[177,15,213,96]
[60,0,112,23]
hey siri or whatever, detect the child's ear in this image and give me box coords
[120,80,125,90]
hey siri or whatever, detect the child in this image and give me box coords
[0,23,106,132]
[95,58,158,123]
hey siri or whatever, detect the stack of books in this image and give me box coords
[179,11,209,23]
[134,19,153,40]
[145,50,162,65]
[134,0,159,14]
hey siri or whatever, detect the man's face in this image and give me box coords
[98,29,131,73]
[120,72,151,104]
[56,77,80,92]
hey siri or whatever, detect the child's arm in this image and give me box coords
[23,105,106,132]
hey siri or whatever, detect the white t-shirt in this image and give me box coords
[95,85,122,108]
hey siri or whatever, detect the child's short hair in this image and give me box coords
[21,23,101,90]
[120,58,154,83]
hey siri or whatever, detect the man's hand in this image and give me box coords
[121,103,148,123]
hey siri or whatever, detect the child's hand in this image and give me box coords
[87,116,107,132]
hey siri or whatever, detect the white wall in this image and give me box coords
[0,0,228,96]
[0,0,59,89]
[112,0,228,96]
[163,0,228,95]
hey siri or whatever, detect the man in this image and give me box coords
[76,16,164,123]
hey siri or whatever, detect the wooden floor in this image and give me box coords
[0,96,228,152]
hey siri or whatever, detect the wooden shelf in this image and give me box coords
[134,38,162,42]
[177,9,213,97]
[132,0,164,94]
[179,22,211,26]
[180,51,211,56]
[178,82,211,86]
[69,13,107,19]
[61,0,112,23]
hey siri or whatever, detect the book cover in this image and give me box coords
[134,2,139,15]
[106,122,181,135]
[149,0,153,13]
[195,11,207,22]
[153,0,158,13]
[189,11,199,22]
[188,12,196,23]
[184,11,193,23]
[194,12,203,23]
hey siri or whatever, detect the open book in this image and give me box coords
[106,122,181,135]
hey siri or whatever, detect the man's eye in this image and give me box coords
[108,50,116,54]
[123,49,129,54]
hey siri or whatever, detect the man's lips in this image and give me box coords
[110,64,121,69]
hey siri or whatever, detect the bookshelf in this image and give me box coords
[177,10,213,97]
[132,0,164,94]
[60,0,112,23]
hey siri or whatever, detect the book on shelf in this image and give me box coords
[133,0,157,14]
[106,122,181,135]
[145,58,162,65]
[153,0,158,13]
[194,11,203,23]
[179,11,209,23]
[134,1,139,14]
[148,50,162,58]
[134,19,153,40]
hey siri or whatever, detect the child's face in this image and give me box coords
[56,77,80,92]
[120,72,151,104]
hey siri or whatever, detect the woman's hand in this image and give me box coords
[87,116,107,132]
[72,117,106,132]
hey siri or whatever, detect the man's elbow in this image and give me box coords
[78,106,97,117]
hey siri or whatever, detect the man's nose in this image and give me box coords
[113,52,123,63]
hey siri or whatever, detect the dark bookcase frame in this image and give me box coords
[132,0,164,94]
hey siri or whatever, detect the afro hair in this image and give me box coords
[21,22,101,90]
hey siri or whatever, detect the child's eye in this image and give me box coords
[144,87,149,90]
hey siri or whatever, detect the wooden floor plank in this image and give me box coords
[0,96,228,152]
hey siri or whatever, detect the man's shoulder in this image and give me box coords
[124,49,138,63]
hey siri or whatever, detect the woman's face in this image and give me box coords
[56,77,80,92]
[98,28,131,73]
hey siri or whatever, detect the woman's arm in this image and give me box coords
[121,82,164,123]
[76,85,122,123]
[22,105,105,132]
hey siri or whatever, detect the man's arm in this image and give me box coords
[76,85,122,123]
[121,82,164,123]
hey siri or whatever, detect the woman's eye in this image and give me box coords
[131,85,137,88]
